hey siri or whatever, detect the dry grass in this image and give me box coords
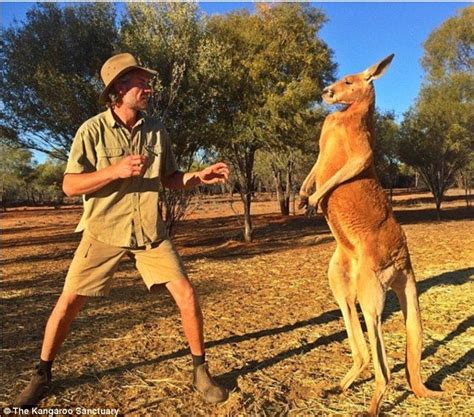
[1,190,473,416]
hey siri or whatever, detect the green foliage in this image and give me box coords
[208,4,334,151]
[0,143,35,207]
[0,142,67,208]
[373,110,400,189]
[255,146,317,214]
[36,160,65,187]
[254,107,326,215]
[398,5,473,214]
[1,3,336,227]
[0,3,118,159]
[399,79,473,171]
[206,3,335,238]
[34,159,67,207]
[398,76,473,210]
[120,3,224,236]
[421,5,473,80]
[120,3,224,170]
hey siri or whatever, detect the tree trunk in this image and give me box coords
[433,181,443,220]
[460,170,471,208]
[242,191,253,242]
[233,144,256,243]
[280,199,289,216]
[421,169,445,221]
[291,190,296,216]
[435,197,442,221]
[283,160,292,216]
[273,168,289,216]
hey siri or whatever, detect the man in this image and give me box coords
[15,53,230,407]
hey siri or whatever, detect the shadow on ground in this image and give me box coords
[46,267,472,399]
[175,205,473,261]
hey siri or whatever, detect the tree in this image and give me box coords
[0,3,118,160]
[398,5,473,217]
[267,108,327,216]
[398,78,473,216]
[0,143,35,209]
[207,4,335,240]
[119,3,227,236]
[373,110,400,200]
[35,158,67,207]
[253,107,326,216]
[421,5,473,81]
[456,158,473,207]
[121,3,223,165]
[254,146,319,215]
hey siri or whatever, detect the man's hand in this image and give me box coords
[63,154,148,197]
[197,162,230,185]
[161,162,230,190]
[112,155,148,179]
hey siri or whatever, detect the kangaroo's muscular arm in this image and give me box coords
[298,155,320,209]
[299,118,336,208]
[308,139,373,208]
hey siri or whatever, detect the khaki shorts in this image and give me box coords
[63,232,188,296]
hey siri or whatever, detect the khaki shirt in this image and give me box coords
[65,109,178,247]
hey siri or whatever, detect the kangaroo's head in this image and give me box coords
[322,54,394,106]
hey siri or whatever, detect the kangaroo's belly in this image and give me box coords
[321,177,407,265]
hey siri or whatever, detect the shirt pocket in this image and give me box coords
[145,145,162,177]
[96,147,126,169]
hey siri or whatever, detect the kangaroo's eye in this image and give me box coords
[345,80,352,85]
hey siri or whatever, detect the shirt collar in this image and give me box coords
[105,108,146,129]
[105,108,119,128]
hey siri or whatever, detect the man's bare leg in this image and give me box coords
[41,292,88,360]
[166,278,204,356]
[166,277,228,403]
[15,291,87,407]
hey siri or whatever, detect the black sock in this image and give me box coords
[192,354,205,368]
[38,359,53,378]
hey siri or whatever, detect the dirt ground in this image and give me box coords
[1,190,473,416]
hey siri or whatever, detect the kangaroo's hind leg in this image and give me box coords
[391,269,443,398]
[357,264,392,417]
[328,247,370,392]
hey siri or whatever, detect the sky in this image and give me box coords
[0,1,469,152]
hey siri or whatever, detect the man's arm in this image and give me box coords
[63,154,148,197]
[161,162,230,190]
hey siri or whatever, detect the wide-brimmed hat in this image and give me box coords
[99,53,157,104]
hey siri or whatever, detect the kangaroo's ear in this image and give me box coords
[363,54,395,82]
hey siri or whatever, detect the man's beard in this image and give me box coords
[132,98,149,111]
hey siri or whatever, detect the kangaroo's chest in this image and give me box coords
[316,123,349,186]
[316,114,374,187]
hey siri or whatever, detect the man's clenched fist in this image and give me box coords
[113,154,148,179]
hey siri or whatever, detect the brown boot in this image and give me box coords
[15,367,51,407]
[192,363,228,403]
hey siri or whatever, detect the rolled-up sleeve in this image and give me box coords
[65,126,97,174]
